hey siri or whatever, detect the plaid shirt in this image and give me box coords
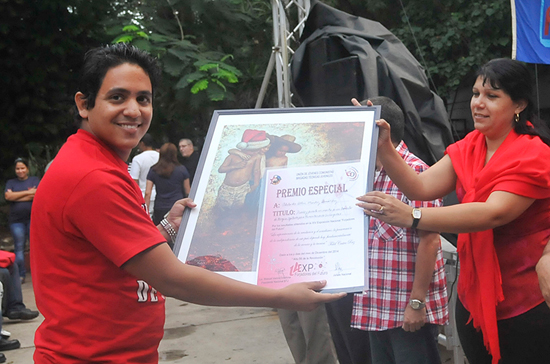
[351,142,448,331]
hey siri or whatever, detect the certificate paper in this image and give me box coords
[175,106,379,293]
[257,163,366,292]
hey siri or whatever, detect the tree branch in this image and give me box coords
[166,0,184,41]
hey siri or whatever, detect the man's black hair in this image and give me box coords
[361,96,405,145]
[75,43,161,122]
[140,133,155,148]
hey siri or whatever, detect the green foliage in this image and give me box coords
[185,57,242,100]
[0,0,277,178]
[0,0,116,179]
[0,0,516,182]
[107,0,275,142]
[392,0,511,101]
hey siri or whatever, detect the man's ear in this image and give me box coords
[74,92,89,120]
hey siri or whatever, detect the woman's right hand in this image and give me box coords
[351,98,393,150]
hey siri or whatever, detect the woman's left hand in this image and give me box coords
[356,191,413,228]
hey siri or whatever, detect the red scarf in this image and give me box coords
[447,129,550,364]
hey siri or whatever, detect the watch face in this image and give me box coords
[410,299,424,309]
[412,209,421,219]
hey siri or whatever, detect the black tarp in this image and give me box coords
[290,1,455,165]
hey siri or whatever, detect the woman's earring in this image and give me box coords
[514,113,520,123]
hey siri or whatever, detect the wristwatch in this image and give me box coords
[409,299,426,310]
[411,208,421,229]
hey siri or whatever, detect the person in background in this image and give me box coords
[358,58,550,364]
[350,97,447,364]
[0,249,26,363]
[0,290,20,364]
[178,138,200,184]
[4,158,40,283]
[145,142,190,226]
[30,43,344,364]
[0,249,39,320]
[129,133,159,217]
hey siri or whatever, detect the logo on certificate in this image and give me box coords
[345,167,359,181]
[270,175,282,185]
[289,262,326,276]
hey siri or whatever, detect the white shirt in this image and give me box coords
[129,150,159,203]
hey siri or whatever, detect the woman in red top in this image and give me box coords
[357,58,550,364]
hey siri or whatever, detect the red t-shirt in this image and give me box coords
[31,130,167,363]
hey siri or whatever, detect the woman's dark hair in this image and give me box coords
[14,157,29,168]
[151,143,180,178]
[75,43,161,123]
[476,58,550,145]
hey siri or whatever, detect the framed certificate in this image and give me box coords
[174,106,379,292]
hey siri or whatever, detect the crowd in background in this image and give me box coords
[129,135,199,226]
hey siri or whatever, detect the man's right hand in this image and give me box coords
[276,280,346,311]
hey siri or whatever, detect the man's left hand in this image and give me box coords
[166,198,197,231]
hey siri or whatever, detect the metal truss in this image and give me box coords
[255,0,310,108]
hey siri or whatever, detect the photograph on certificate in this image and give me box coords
[174,107,379,291]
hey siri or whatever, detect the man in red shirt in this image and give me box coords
[30,43,344,363]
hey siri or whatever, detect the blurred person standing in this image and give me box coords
[129,133,159,217]
[4,158,40,283]
[146,143,190,226]
[178,138,200,184]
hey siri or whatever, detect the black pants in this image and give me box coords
[456,298,550,364]
[325,294,371,364]
[368,324,441,364]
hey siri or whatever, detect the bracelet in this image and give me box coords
[160,219,177,244]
